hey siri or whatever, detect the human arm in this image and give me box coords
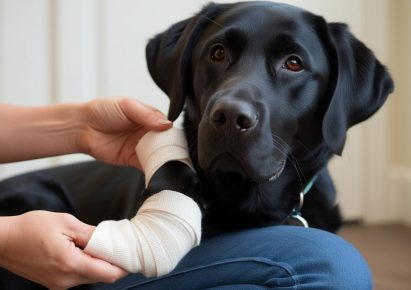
[0,211,127,290]
[0,97,172,167]
[0,97,173,287]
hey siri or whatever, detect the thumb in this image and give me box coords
[68,217,96,249]
[120,97,172,131]
[68,218,128,282]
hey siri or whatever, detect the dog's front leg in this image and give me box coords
[84,128,202,277]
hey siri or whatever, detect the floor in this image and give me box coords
[339,223,411,290]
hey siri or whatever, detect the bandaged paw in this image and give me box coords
[136,127,193,186]
[84,128,202,276]
[84,190,202,276]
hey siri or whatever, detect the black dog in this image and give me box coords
[145,1,394,235]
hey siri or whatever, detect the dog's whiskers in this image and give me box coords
[182,126,199,157]
[291,138,324,169]
[271,135,305,190]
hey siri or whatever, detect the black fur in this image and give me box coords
[145,1,393,235]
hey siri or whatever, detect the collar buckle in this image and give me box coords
[290,191,308,228]
[287,174,319,228]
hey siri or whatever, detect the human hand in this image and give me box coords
[0,211,127,289]
[80,97,172,168]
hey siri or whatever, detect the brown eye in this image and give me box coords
[210,44,226,61]
[282,56,304,72]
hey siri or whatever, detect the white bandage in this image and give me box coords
[84,127,202,277]
[136,127,193,186]
[84,190,202,276]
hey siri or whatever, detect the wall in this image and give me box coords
[0,0,55,179]
[389,0,411,167]
[386,0,411,224]
[0,0,408,224]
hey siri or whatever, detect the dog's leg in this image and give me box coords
[85,128,202,277]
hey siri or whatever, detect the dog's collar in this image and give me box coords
[288,173,318,228]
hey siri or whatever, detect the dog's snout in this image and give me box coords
[210,100,258,132]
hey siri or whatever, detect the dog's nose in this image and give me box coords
[210,100,258,132]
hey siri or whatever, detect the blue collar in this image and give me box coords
[302,173,318,195]
[289,173,318,228]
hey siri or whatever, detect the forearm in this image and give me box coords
[0,103,86,163]
[0,216,13,267]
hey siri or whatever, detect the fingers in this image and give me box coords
[69,217,96,249]
[74,249,128,284]
[119,97,172,131]
[67,216,128,283]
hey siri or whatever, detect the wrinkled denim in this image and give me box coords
[91,226,372,290]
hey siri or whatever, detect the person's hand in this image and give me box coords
[0,211,127,289]
[80,97,172,168]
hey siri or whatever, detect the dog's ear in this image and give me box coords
[322,23,394,155]
[146,3,228,121]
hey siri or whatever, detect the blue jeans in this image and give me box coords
[0,162,372,290]
[91,226,372,290]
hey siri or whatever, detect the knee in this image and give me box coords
[293,227,373,290]
[178,226,372,290]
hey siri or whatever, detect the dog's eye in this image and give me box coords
[210,44,226,61]
[282,56,304,72]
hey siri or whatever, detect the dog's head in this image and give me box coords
[146,2,393,230]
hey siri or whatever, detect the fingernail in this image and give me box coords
[157,118,172,125]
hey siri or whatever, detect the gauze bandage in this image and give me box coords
[84,190,201,276]
[84,127,202,277]
[136,127,193,186]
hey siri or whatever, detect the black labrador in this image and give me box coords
[0,1,393,288]
[145,1,393,234]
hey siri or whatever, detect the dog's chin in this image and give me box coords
[205,154,286,183]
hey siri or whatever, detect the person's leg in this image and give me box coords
[84,226,371,290]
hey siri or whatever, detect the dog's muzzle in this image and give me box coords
[198,95,288,183]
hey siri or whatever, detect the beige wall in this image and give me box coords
[388,0,411,167]
[382,0,411,225]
